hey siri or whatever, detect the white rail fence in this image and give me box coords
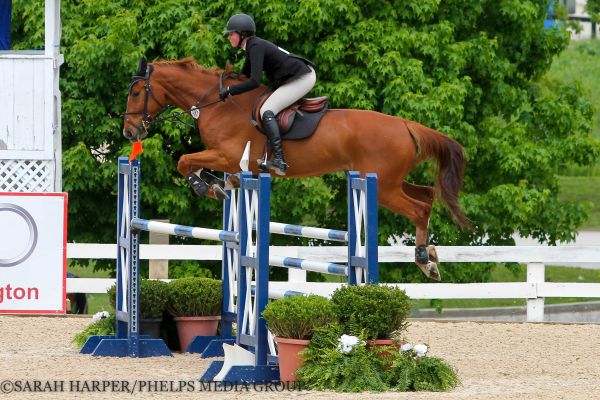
[66,244,600,322]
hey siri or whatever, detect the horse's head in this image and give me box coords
[122,58,168,141]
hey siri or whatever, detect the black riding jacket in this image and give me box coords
[228,36,314,96]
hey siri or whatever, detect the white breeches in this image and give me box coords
[260,66,316,118]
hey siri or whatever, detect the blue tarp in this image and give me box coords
[0,0,11,50]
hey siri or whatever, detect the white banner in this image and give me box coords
[0,193,67,314]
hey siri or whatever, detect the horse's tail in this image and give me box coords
[407,122,471,229]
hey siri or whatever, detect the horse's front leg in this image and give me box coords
[178,150,235,200]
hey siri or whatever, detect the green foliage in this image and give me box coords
[330,285,412,339]
[10,1,600,283]
[262,295,336,340]
[298,324,459,392]
[297,324,389,392]
[72,313,115,348]
[106,284,116,310]
[586,0,600,23]
[139,279,169,319]
[167,262,215,279]
[545,39,600,147]
[106,280,169,319]
[387,348,460,392]
[166,277,222,316]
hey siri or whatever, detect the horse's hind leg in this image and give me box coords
[401,181,438,264]
[379,184,441,281]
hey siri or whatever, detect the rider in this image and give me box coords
[219,13,316,176]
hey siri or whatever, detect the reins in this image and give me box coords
[124,66,257,137]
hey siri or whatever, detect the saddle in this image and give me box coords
[252,91,329,140]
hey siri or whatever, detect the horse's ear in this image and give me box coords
[224,62,234,74]
[135,57,147,76]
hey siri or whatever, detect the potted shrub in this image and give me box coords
[297,325,460,392]
[295,286,459,392]
[262,294,336,382]
[138,279,169,338]
[166,277,222,352]
[330,284,412,349]
[106,281,168,339]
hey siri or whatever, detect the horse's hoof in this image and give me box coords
[198,169,225,187]
[211,184,230,200]
[427,245,439,264]
[187,173,209,197]
[416,261,441,281]
[257,159,268,172]
[224,174,241,190]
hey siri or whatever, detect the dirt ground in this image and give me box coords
[0,315,598,399]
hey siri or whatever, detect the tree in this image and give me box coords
[585,0,600,22]
[10,0,600,282]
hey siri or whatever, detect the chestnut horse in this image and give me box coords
[122,58,470,280]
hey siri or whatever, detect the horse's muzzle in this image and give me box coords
[122,125,147,141]
[122,127,135,141]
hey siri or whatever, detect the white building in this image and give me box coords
[0,0,63,192]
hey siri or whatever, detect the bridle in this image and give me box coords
[123,64,224,140]
[123,64,253,140]
[123,65,167,139]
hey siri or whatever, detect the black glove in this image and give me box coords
[219,87,230,101]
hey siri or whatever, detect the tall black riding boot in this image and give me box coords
[262,110,288,176]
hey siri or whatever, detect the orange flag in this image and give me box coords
[129,140,143,161]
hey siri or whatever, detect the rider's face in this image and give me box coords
[228,32,241,47]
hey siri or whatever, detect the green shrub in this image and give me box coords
[387,348,460,391]
[166,277,222,317]
[139,279,169,319]
[107,284,116,310]
[331,285,412,339]
[298,325,460,392]
[106,280,168,319]
[72,313,115,348]
[262,295,336,340]
[297,324,388,392]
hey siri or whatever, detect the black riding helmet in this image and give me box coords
[223,13,256,47]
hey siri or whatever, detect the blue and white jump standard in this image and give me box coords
[200,171,379,383]
[80,158,253,359]
[81,158,172,357]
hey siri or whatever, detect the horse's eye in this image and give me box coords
[132,91,140,98]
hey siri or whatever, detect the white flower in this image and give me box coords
[400,343,413,352]
[337,334,362,354]
[414,343,428,357]
[92,311,110,322]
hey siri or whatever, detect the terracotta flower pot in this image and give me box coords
[174,316,220,352]
[368,339,403,359]
[274,337,309,382]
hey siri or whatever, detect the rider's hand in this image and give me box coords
[219,87,230,101]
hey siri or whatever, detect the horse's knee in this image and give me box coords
[177,156,190,176]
